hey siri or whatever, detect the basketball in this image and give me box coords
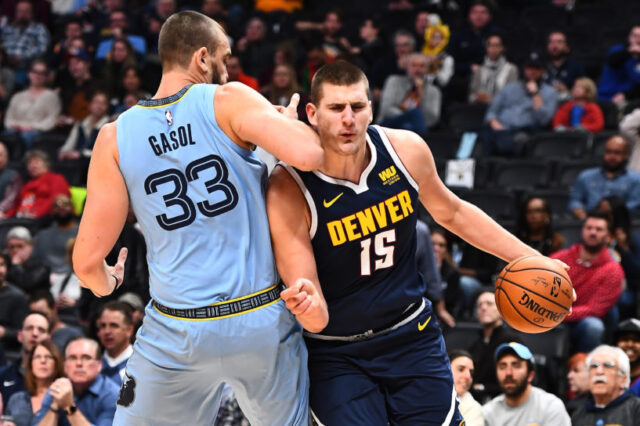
[495,255,573,334]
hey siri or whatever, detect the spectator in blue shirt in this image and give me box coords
[482,51,559,156]
[33,337,118,426]
[599,25,640,102]
[544,31,585,101]
[0,0,50,85]
[94,10,146,60]
[569,135,640,219]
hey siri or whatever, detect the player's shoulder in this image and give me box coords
[268,163,300,194]
[215,81,256,100]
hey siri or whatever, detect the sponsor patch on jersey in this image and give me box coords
[165,110,173,126]
[379,165,400,186]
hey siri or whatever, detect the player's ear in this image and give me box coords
[195,47,208,72]
[306,102,318,127]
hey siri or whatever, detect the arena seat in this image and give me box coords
[526,132,590,159]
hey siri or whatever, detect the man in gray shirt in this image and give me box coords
[483,342,570,426]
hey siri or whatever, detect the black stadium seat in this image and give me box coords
[489,159,552,191]
[460,189,517,221]
[448,103,488,133]
[443,322,481,352]
[552,159,599,189]
[526,132,589,159]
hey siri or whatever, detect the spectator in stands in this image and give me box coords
[299,44,328,93]
[412,10,430,52]
[448,1,500,82]
[621,107,640,173]
[96,301,133,386]
[468,291,520,402]
[431,227,461,320]
[2,60,61,149]
[118,292,144,331]
[5,226,50,296]
[0,141,22,217]
[33,337,119,425]
[3,340,64,426]
[7,150,70,219]
[226,55,259,91]
[456,242,499,314]
[0,0,50,84]
[102,37,138,102]
[483,342,571,426]
[514,195,565,256]
[615,319,640,397]
[262,64,301,107]
[482,51,559,156]
[58,90,110,163]
[0,44,15,111]
[422,22,454,89]
[569,135,640,219]
[449,349,483,426]
[47,238,81,317]
[571,345,640,424]
[552,77,604,133]
[296,10,350,62]
[56,49,97,126]
[236,17,274,80]
[0,254,28,352]
[415,220,453,328]
[597,195,640,319]
[551,211,624,352]
[0,312,50,404]
[351,18,384,76]
[95,9,146,60]
[370,30,416,100]
[142,0,175,55]
[544,31,585,101]
[566,352,590,416]
[376,52,441,134]
[599,25,640,102]
[469,33,518,104]
[47,18,84,74]
[34,194,79,276]
[29,290,82,354]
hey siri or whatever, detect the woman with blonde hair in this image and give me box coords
[552,77,605,133]
[4,341,64,426]
[422,23,454,88]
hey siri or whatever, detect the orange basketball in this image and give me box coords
[495,255,573,334]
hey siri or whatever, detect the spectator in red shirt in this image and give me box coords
[552,77,605,133]
[226,55,259,91]
[551,211,624,352]
[6,150,70,218]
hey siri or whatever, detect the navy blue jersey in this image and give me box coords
[286,125,426,335]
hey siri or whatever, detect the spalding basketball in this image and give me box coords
[495,255,573,334]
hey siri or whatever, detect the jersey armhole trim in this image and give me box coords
[372,124,419,192]
[278,162,318,239]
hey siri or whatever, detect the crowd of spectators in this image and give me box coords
[0,0,640,424]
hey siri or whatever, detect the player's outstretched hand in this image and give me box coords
[281,277,328,333]
[78,247,128,297]
[274,93,300,120]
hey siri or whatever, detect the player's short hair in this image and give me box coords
[158,10,224,70]
[310,60,369,105]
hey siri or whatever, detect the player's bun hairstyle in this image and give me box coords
[310,60,369,105]
[158,10,223,70]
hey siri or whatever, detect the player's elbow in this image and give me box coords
[292,144,324,171]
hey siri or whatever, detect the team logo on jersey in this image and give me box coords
[117,372,136,407]
[165,110,173,126]
[379,166,400,185]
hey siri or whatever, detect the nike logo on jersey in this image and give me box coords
[323,192,344,208]
[418,316,432,331]
[3,380,16,387]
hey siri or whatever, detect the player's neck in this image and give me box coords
[153,70,204,99]
[320,140,370,183]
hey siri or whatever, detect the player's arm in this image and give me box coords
[215,82,323,171]
[384,127,539,263]
[266,165,328,333]
[72,123,129,297]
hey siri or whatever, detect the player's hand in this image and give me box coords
[78,247,128,296]
[281,278,329,333]
[275,93,300,120]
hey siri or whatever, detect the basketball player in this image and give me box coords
[267,61,562,425]
[72,11,323,426]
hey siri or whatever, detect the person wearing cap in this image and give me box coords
[5,226,51,295]
[482,342,570,426]
[481,51,559,156]
[615,318,640,396]
[571,345,640,425]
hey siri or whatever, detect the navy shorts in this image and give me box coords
[306,299,464,426]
